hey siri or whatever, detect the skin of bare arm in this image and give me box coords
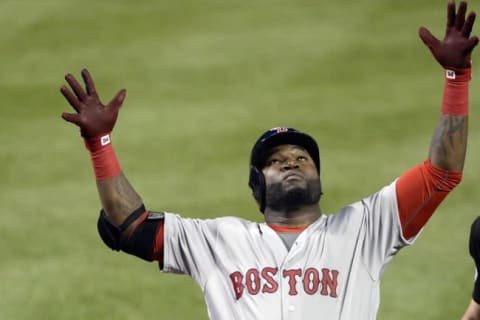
[96,174,143,226]
[429,115,468,171]
[462,300,480,320]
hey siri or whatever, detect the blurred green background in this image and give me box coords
[1,0,480,319]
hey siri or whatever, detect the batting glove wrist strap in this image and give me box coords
[442,67,470,116]
[83,133,121,181]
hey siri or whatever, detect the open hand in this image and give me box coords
[60,69,126,138]
[419,0,479,69]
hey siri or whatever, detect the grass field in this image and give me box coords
[2,0,480,319]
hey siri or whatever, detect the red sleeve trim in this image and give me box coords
[396,160,462,239]
[152,220,165,265]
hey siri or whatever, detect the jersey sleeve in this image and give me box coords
[359,160,462,280]
[396,160,462,239]
[470,216,480,303]
[359,180,408,280]
[161,213,219,286]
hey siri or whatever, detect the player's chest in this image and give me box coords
[216,229,357,300]
[217,225,354,268]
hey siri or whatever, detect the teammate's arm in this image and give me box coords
[395,0,478,239]
[462,217,480,320]
[462,300,480,320]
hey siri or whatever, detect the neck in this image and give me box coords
[264,203,322,227]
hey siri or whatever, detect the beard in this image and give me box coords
[265,177,322,212]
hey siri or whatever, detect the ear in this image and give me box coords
[249,166,266,213]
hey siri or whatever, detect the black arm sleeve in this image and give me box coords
[469,216,480,303]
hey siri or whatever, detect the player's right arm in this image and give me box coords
[61,69,142,225]
[60,69,164,262]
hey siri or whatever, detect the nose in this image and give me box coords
[282,159,299,170]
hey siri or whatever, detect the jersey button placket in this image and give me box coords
[282,239,305,319]
[279,266,288,319]
[280,266,297,319]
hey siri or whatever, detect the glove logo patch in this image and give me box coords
[446,69,456,79]
[100,134,111,146]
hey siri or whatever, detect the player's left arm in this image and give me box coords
[396,0,478,239]
[424,0,477,172]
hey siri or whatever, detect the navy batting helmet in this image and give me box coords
[248,127,321,213]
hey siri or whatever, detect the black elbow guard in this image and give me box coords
[97,205,146,251]
[97,205,164,262]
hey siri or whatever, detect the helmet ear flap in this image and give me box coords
[249,165,266,213]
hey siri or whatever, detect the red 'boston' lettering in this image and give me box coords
[246,268,261,295]
[303,267,320,295]
[282,269,302,295]
[230,267,340,299]
[262,267,278,293]
[229,271,245,300]
[320,268,338,298]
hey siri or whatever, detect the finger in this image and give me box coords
[447,0,456,29]
[107,89,127,111]
[65,73,88,102]
[61,112,82,126]
[419,27,440,50]
[462,12,476,37]
[81,68,99,98]
[464,36,479,54]
[455,1,467,30]
[60,85,84,113]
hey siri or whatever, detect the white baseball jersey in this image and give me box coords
[161,180,416,320]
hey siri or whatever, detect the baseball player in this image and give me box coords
[462,217,480,320]
[59,1,477,319]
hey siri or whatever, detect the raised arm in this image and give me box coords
[60,69,143,226]
[419,0,478,171]
[395,1,478,239]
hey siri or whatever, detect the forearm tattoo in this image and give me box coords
[429,115,468,171]
[97,173,143,222]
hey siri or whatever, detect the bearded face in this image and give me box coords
[261,144,322,212]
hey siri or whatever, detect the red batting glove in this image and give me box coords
[60,69,125,180]
[419,0,479,70]
[60,68,126,139]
